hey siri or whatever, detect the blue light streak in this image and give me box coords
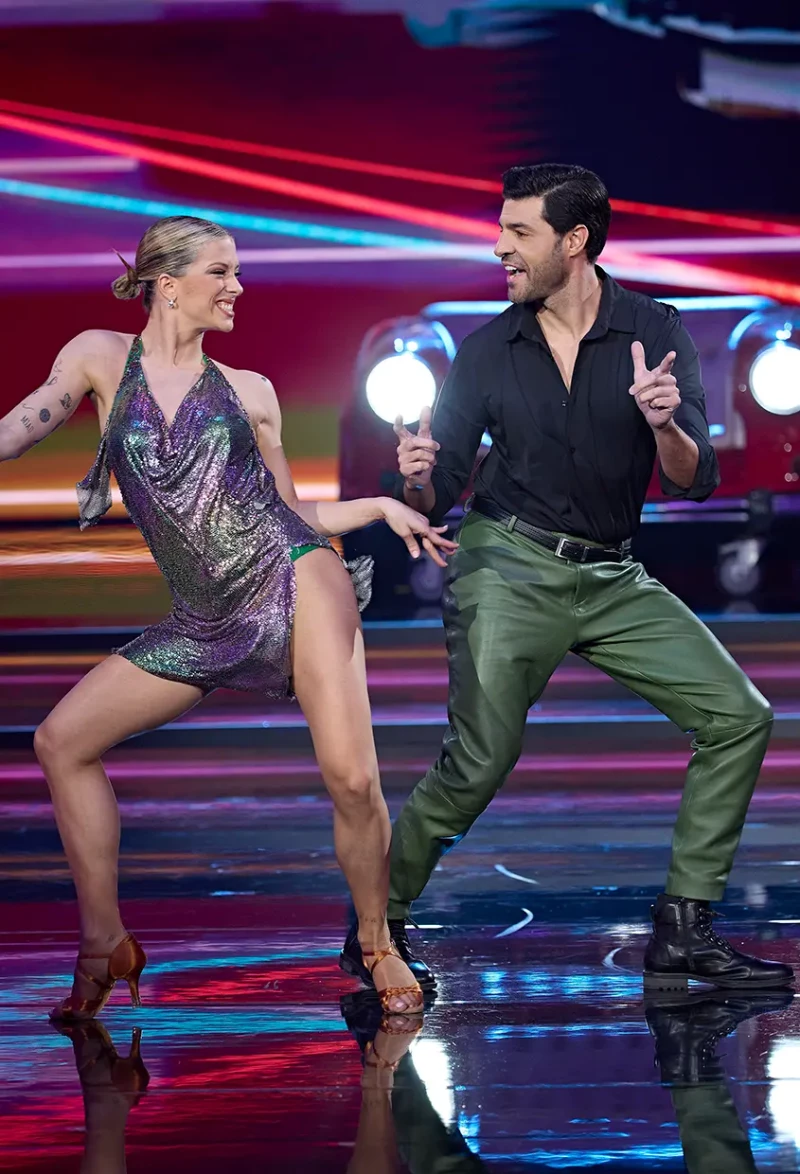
[424,295,775,318]
[0,177,454,252]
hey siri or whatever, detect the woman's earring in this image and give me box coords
[167,298,176,309]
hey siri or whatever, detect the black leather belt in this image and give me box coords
[470,499,631,564]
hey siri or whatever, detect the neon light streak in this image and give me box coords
[0,97,500,193]
[423,295,776,316]
[2,174,799,302]
[0,98,796,236]
[0,155,138,175]
[611,197,800,236]
[614,236,800,255]
[600,248,800,303]
[0,245,792,304]
[0,177,451,252]
[0,110,500,240]
[0,245,494,271]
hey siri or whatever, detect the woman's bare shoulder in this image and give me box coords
[216,363,277,412]
[62,329,134,371]
[215,361,273,387]
[63,331,136,399]
[67,329,133,354]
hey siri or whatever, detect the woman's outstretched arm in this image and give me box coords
[0,332,106,461]
[230,369,457,564]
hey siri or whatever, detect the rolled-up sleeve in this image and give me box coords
[394,337,489,525]
[656,316,720,502]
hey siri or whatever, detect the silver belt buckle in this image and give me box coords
[555,537,570,559]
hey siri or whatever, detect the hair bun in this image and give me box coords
[111,250,143,300]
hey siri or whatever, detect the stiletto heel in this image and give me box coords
[50,934,148,1022]
[52,1021,151,1105]
[129,1026,143,1064]
[126,972,143,1009]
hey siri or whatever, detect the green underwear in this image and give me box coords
[289,543,318,563]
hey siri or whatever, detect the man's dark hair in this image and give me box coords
[502,164,611,262]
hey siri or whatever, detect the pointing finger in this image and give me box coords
[657,351,677,376]
[418,405,433,439]
[393,415,412,440]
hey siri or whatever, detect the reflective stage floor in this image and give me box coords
[3,616,800,1172]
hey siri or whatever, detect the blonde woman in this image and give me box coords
[0,216,454,1020]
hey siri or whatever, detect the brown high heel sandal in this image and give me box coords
[362,1014,423,1088]
[361,943,424,1015]
[49,934,147,1023]
[55,1021,151,1105]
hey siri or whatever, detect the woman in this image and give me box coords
[0,215,455,1020]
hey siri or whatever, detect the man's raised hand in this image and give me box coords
[629,341,680,431]
[394,405,439,488]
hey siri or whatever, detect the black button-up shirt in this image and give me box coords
[418,270,720,545]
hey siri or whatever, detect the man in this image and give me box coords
[340,163,792,992]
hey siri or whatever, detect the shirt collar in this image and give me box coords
[505,266,637,343]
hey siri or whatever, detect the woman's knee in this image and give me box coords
[326,762,382,811]
[34,717,62,769]
[34,714,94,771]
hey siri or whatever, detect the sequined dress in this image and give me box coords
[77,336,371,697]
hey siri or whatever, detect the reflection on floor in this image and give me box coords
[2,617,800,1171]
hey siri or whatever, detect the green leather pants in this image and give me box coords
[388,514,773,919]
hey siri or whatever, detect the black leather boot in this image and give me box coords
[339,919,437,992]
[387,919,437,990]
[643,894,794,991]
[645,990,793,1085]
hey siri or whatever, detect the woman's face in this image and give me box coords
[167,237,243,332]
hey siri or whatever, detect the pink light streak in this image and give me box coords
[2,109,799,301]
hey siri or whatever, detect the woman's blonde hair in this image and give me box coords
[112,216,233,311]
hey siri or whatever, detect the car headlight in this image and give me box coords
[749,341,800,416]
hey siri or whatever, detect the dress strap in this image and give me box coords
[75,336,141,530]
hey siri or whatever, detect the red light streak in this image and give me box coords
[1,109,798,300]
[0,110,499,239]
[0,97,796,236]
[0,96,500,192]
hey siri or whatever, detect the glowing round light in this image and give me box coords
[749,341,800,415]
[364,353,436,424]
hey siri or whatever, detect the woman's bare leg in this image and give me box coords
[291,549,420,1012]
[34,655,202,1000]
[349,1014,422,1174]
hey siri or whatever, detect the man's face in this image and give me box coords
[494,196,571,304]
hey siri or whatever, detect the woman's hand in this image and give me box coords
[379,498,458,567]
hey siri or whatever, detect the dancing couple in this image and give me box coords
[2,163,793,1022]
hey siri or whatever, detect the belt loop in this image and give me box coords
[506,514,518,532]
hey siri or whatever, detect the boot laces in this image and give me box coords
[700,1028,726,1062]
[700,1013,741,1061]
[697,907,732,953]
[388,916,418,950]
